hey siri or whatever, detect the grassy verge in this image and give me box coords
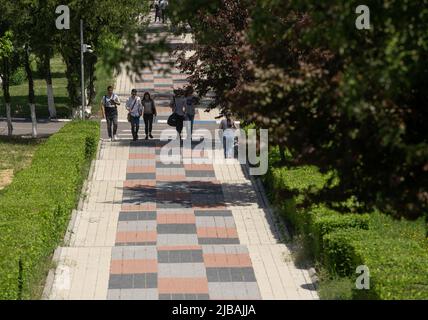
[262,146,428,300]
[0,137,45,191]
[0,121,99,299]
[0,56,71,119]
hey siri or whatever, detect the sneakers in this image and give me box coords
[114,135,119,141]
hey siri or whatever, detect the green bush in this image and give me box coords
[9,67,26,86]
[323,219,428,300]
[0,120,99,299]
[307,205,370,260]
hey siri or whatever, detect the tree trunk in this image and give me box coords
[279,145,287,164]
[2,60,13,136]
[43,53,56,119]
[86,55,97,107]
[24,47,37,138]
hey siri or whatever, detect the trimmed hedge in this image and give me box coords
[323,217,428,299]
[0,121,99,299]
[263,148,428,299]
[306,205,370,260]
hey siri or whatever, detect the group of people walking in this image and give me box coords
[101,85,236,158]
[101,87,157,142]
[101,85,197,142]
[153,0,169,24]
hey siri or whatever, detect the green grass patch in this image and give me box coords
[0,56,71,119]
[0,137,45,191]
[0,121,99,299]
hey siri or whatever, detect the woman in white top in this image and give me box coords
[126,89,143,141]
[219,112,237,158]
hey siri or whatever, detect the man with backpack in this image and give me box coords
[101,86,121,142]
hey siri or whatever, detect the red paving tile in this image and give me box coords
[116,231,157,244]
[197,227,238,239]
[110,260,158,274]
[184,164,214,171]
[127,166,156,173]
[157,213,196,225]
[129,154,156,160]
[158,278,209,294]
[124,181,156,188]
[204,254,253,268]
[156,175,187,182]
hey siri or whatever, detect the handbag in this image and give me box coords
[127,98,138,123]
[168,113,179,127]
[167,97,179,127]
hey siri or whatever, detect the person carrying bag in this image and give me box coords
[126,89,143,141]
[169,90,186,140]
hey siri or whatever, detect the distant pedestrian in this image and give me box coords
[154,0,161,23]
[101,86,121,142]
[160,0,169,24]
[219,112,237,158]
[142,92,157,140]
[126,89,143,141]
[170,89,186,140]
[184,86,198,141]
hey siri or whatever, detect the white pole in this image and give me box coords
[80,19,85,120]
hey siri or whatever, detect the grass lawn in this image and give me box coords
[0,137,44,191]
[0,56,71,119]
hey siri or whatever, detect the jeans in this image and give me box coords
[130,116,140,140]
[144,114,154,136]
[106,113,118,138]
[185,114,195,139]
[161,9,167,23]
[176,115,185,138]
[155,6,160,22]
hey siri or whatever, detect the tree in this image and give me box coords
[57,0,159,111]
[170,0,428,221]
[0,31,15,136]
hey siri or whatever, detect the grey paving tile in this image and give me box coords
[157,224,197,234]
[186,171,216,178]
[109,275,133,290]
[157,250,204,263]
[198,238,240,245]
[119,211,157,221]
[194,210,233,217]
[126,173,157,180]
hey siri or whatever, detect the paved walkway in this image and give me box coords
[45,12,318,301]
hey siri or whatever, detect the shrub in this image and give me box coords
[323,219,428,300]
[9,67,26,86]
[0,120,99,299]
[307,205,370,260]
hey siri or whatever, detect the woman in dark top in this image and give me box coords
[142,92,157,140]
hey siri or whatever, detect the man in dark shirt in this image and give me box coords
[101,86,121,141]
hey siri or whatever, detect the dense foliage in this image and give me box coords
[169,0,428,221]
